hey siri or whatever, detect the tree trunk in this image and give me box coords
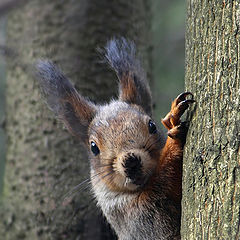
[182,1,240,239]
[0,1,151,239]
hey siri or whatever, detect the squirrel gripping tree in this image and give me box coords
[37,39,194,240]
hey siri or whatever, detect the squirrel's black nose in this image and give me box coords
[122,153,143,185]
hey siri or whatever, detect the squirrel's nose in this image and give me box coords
[122,153,143,184]
[124,153,141,169]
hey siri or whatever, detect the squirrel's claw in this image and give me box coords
[175,92,194,103]
[162,92,195,131]
[174,99,195,116]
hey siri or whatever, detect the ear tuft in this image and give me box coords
[104,38,152,116]
[104,37,137,78]
[36,60,96,142]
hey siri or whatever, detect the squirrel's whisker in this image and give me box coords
[62,170,110,201]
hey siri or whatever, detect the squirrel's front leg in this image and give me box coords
[162,92,194,143]
[158,92,194,202]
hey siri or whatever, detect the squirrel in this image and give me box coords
[36,38,194,240]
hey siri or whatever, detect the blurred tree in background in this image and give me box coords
[0,0,151,239]
[0,17,6,196]
[152,0,185,118]
[0,0,185,239]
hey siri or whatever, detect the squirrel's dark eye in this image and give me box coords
[91,141,100,156]
[148,120,157,134]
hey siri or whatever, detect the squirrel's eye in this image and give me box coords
[148,120,157,134]
[91,141,100,156]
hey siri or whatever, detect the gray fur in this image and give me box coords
[36,60,72,115]
[104,38,139,77]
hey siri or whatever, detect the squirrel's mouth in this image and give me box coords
[126,175,150,189]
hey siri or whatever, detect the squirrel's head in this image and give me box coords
[89,101,163,192]
[37,39,164,193]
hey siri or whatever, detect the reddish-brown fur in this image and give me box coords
[119,73,138,103]
[158,137,183,203]
[135,96,191,205]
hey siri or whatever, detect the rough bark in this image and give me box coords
[182,1,240,239]
[0,1,151,239]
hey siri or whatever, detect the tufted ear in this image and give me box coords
[36,61,97,143]
[104,38,152,116]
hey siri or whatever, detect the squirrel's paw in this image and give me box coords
[167,121,189,140]
[161,92,194,135]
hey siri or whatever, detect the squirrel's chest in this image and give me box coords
[91,181,139,234]
[91,178,180,240]
[97,193,143,240]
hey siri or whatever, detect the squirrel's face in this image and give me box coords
[88,101,163,192]
[37,39,159,192]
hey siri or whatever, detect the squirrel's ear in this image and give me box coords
[36,61,96,143]
[104,38,152,116]
[118,72,152,115]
